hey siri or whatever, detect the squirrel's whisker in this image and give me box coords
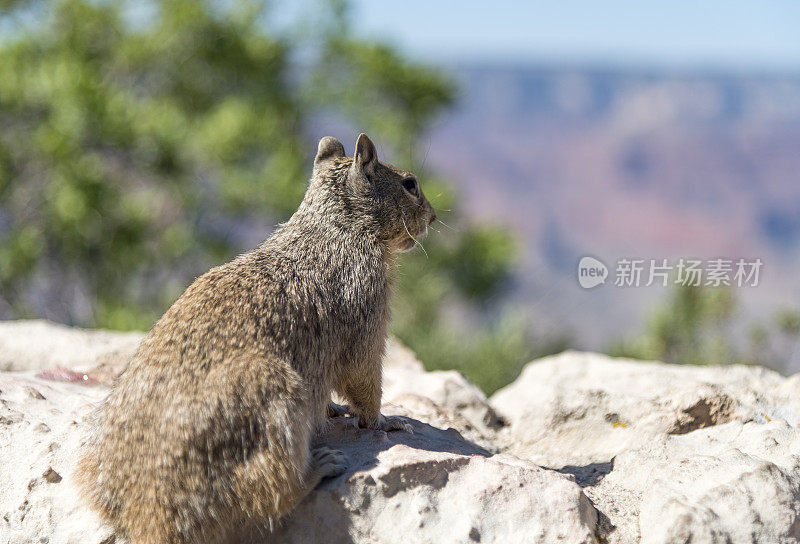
[436,219,458,232]
[402,215,428,259]
[420,139,431,177]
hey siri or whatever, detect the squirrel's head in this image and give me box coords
[312,134,437,253]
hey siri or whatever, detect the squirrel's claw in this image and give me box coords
[360,413,413,434]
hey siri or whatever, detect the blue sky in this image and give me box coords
[348,1,800,72]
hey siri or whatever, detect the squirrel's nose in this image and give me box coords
[429,212,437,225]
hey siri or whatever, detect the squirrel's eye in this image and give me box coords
[402,177,419,197]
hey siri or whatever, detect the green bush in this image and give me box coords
[0,0,544,393]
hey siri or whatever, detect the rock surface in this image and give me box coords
[3,321,800,543]
[635,420,800,544]
[0,372,112,544]
[271,403,597,544]
[491,350,800,543]
[0,320,141,373]
[0,321,596,544]
[0,374,596,544]
[383,366,504,449]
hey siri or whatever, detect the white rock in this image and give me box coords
[0,319,142,372]
[384,336,425,372]
[490,350,796,466]
[8,322,800,544]
[490,350,800,544]
[0,369,597,544]
[383,367,504,448]
[596,420,800,544]
[271,414,597,544]
[0,372,112,544]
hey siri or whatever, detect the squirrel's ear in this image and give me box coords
[314,136,345,169]
[352,133,377,174]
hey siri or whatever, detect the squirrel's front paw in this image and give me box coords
[327,401,351,418]
[360,413,413,433]
[382,414,414,433]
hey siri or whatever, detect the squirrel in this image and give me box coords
[75,133,437,544]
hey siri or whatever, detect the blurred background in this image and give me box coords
[1,0,799,393]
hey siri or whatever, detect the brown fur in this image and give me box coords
[75,134,436,543]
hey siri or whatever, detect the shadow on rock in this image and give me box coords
[241,414,491,544]
[557,459,614,487]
